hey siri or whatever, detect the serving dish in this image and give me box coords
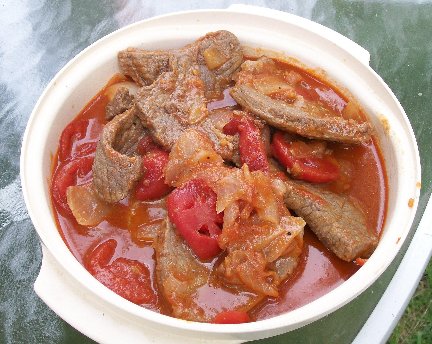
[20,5,421,343]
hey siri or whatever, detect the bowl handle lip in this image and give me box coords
[227,4,371,66]
[34,245,246,344]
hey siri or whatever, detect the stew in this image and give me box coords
[50,31,387,323]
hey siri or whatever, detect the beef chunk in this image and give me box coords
[135,77,247,164]
[155,220,262,322]
[118,30,243,99]
[231,84,371,144]
[136,52,209,128]
[283,180,378,261]
[92,108,145,203]
[105,87,135,121]
[195,30,243,99]
[118,49,170,86]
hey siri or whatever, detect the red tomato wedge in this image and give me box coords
[136,149,172,201]
[135,135,172,201]
[59,119,102,162]
[84,239,157,305]
[223,116,269,172]
[271,132,339,183]
[137,135,160,156]
[52,156,94,215]
[213,310,251,324]
[166,179,223,260]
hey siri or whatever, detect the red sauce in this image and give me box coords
[51,62,388,321]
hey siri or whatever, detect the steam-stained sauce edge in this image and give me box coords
[50,56,388,322]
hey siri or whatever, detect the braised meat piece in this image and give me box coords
[231,85,371,144]
[92,108,145,203]
[283,179,378,261]
[118,49,171,86]
[230,57,371,144]
[155,220,263,322]
[195,30,244,99]
[105,87,135,121]
[119,30,243,99]
[135,53,209,128]
[135,84,260,164]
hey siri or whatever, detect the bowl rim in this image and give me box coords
[20,6,421,338]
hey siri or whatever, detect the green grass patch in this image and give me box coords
[389,259,432,344]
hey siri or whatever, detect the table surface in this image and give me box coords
[1,1,431,343]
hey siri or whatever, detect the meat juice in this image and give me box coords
[51,59,388,321]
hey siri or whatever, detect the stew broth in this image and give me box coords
[51,59,387,321]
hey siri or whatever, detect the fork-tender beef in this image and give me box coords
[105,87,135,121]
[134,78,257,164]
[92,108,145,203]
[155,220,262,322]
[283,179,378,261]
[231,84,371,144]
[119,30,243,99]
[195,30,243,99]
[118,49,171,86]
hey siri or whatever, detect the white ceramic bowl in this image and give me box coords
[20,5,421,344]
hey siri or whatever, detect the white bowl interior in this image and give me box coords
[21,8,421,342]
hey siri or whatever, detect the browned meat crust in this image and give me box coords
[92,108,145,203]
[118,30,243,99]
[283,180,378,261]
[118,49,170,86]
[105,87,135,121]
[231,84,372,144]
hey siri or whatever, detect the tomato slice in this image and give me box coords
[271,132,339,183]
[137,135,160,156]
[136,149,172,201]
[135,135,172,201]
[52,156,94,215]
[166,179,223,260]
[213,310,251,324]
[223,116,269,172]
[59,119,102,162]
[84,239,157,305]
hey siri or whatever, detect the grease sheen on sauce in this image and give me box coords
[52,61,387,321]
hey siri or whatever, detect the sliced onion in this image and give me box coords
[66,183,112,226]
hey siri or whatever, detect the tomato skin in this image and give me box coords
[271,132,339,183]
[135,138,172,200]
[166,179,222,260]
[84,239,157,305]
[223,116,269,172]
[52,156,94,215]
[137,135,160,156]
[85,238,117,273]
[59,119,101,162]
[213,310,251,324]
[135,150,172,201]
